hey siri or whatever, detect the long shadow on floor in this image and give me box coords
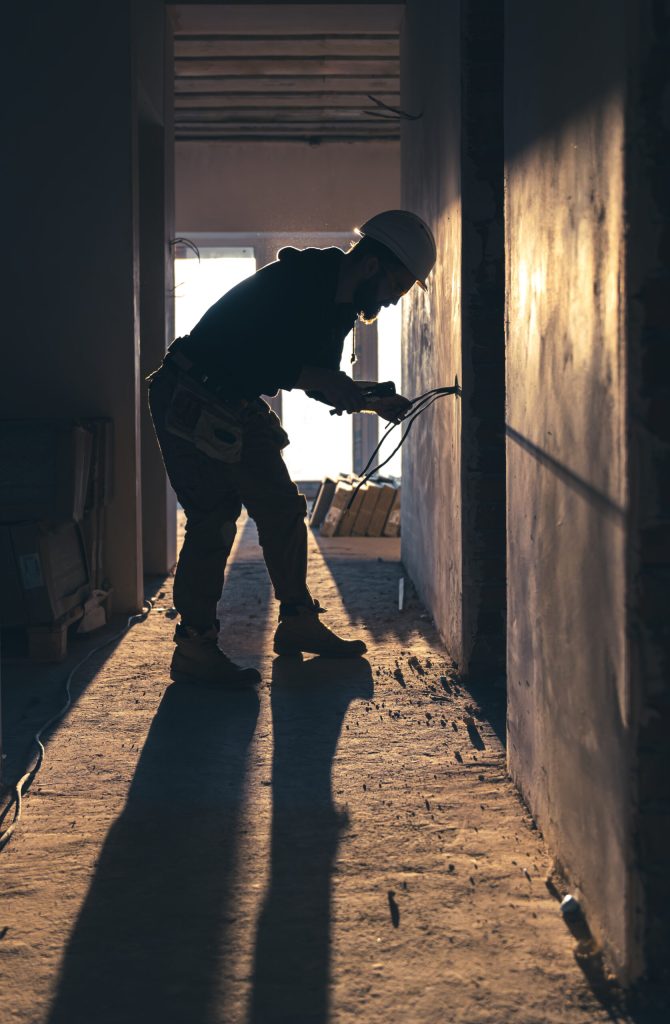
[311,543,418,646]
[0,605,152,807]
[46,681,260,1024]
[248,655,373,1024]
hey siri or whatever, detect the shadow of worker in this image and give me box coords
[47,681,260,1024]
[248,655,373,1024]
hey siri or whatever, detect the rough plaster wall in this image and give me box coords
[505,2,630,975]
[625,0,670,982]
[176,141,399,233]
[4,0,143,613]
[401,0,463,665]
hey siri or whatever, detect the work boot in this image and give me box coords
[273,601,367,658]
[171,623,261,687]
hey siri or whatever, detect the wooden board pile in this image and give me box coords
[310,477,401,538]
[0,418,113,660]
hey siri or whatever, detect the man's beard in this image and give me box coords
[353,272,384,324]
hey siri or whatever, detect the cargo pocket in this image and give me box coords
[166,381,243,464]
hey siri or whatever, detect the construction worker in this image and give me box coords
[148,210,437,686]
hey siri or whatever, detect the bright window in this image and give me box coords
[281,339,354,481]
[174,244,256,338]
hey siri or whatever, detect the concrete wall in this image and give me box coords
[176,140,399,233]
[505,1,631,977]
[4,1,144,612]
[401,0,464,665]
[401,0,667,981]
[4,0,175,608]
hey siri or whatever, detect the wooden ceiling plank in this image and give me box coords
[176,109,396,124]
[175,75,400,93]
[176,119,401,132]
[174,57,399,77]
[175,36,397,59]
[176,132,400,143]
[174,94,400,109]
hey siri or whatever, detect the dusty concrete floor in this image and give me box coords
[0,513,640,1023]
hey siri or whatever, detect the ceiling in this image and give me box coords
[172,4,404,143]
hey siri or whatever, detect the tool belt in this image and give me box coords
[157,345,289,462]
[162,345,239,401]
[165,377,244,463]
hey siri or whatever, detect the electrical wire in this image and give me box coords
[346,382,462,508]
[357,384,460,480]
[365,94,424,122]
[169,237,201,262]
[0,600,153,852]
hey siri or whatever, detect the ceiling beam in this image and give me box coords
[175,133,400,143]
[175,95,400,108]
[175,35,397,58]
[171,4,405,36]
[176,109,398,122]
[175,57,398,77]
[175,75,399,92]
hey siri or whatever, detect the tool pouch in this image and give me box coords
[165,380,244,463]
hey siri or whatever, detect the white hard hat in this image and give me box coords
[356,209,436,290]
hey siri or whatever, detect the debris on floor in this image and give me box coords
[0,513,629,1024]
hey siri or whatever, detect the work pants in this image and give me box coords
[148,367,310,629]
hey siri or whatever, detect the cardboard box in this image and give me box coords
[0,521,90,626]
[319,481,353,537]
[367,484,397,536]
[351,483,382,536]
[0,421,93,523]
[310,477,336,528]
[337,483,368,536]
[383,488,402,537]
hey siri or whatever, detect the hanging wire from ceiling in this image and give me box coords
[365,94,423,122]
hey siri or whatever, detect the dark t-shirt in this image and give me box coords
[172,245,357,400]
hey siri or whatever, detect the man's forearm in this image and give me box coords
[295,366,326,391]
[293,365,364,413]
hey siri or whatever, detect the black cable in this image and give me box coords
[363,393,446,482]
[0,600,153,852]
[169,237,201,262]
[374,393,446,473]
[355,385,460,482]
[345,383,461,508]
[353,390,434,483]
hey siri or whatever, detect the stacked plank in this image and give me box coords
[310,477,400,538]
[0,418,113,660]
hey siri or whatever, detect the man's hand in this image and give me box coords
[363,394,412,424]
[296,366,364,414]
